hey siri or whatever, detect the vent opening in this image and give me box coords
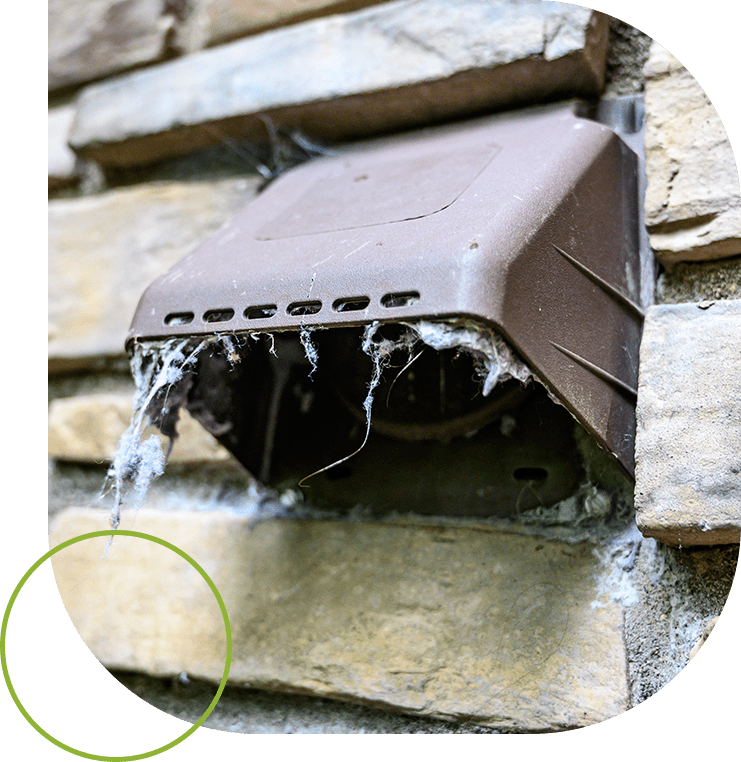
[513,467,548,482]
[333,296,370,312]
[245,304,278,320]
[203,308,235,323]
[287,301,322,316]
[164,312,194,326]
[381,291,420,308]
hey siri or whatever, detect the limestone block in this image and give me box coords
[48,177,260,369]
[648,209,741,265]
[635,301,741,546]
[49,0,174,91]
[48,392,232,464]
[50,507,629,732]
[68,0,608,168]
[182,0,387,49]
[49,105,79,189]
[643,42,741,265]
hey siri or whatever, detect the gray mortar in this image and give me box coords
[48,369,134,402]
[604,17,653,95]
[623,540,738,705]
[656,256,741,304]
[49,145,268,201]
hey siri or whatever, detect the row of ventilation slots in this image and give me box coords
[164,291,421,326]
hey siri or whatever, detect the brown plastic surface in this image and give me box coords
[128,101,645,476]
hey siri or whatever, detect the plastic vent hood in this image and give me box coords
[128,99,648,481]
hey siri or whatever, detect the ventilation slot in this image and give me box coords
[513,467,548,482]
[245,304,278,320]
[164,312,194,326]
[381,291,420,308]
[203,308,235,323]
[333,296,370,313]
[287,301,322,316]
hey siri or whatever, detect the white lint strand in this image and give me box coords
[299,325,319,377]
[299,272,319,376]
[405,319,531,394]
[250,331,278,357]
[298,322,412,486]
[590,525,643,610]
[103,337,208,534]
[217,332,242,368]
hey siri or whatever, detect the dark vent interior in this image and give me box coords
[181,329,584,518]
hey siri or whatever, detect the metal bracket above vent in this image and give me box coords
[128,98,650,491]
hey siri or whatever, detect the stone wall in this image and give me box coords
[47,0,739,735]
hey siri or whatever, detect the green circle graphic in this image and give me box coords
[1,530,232,761]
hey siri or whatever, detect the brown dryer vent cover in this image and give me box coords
[129,100,647,483]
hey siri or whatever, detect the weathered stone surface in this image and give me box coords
[48,392,232,464]
[648,210,741,264]
[49,105,79,189]
[182,0,388,49]
[48,177,260,370]
[643,42,741,265]
[50,506,629,731]
[69,0,608,168]
[635,301,741,546]
[49,0,175,91]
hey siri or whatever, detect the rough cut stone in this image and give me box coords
[48,392,232,464]
[68,0,609,168]
[648,209,741,264]
[49,0,174,91]
[48,177,260,370]
[181,0,388,50]
[635,301,741,546]
[50,507,629,731]
[643,43,741,265]
[49,105,79,189]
